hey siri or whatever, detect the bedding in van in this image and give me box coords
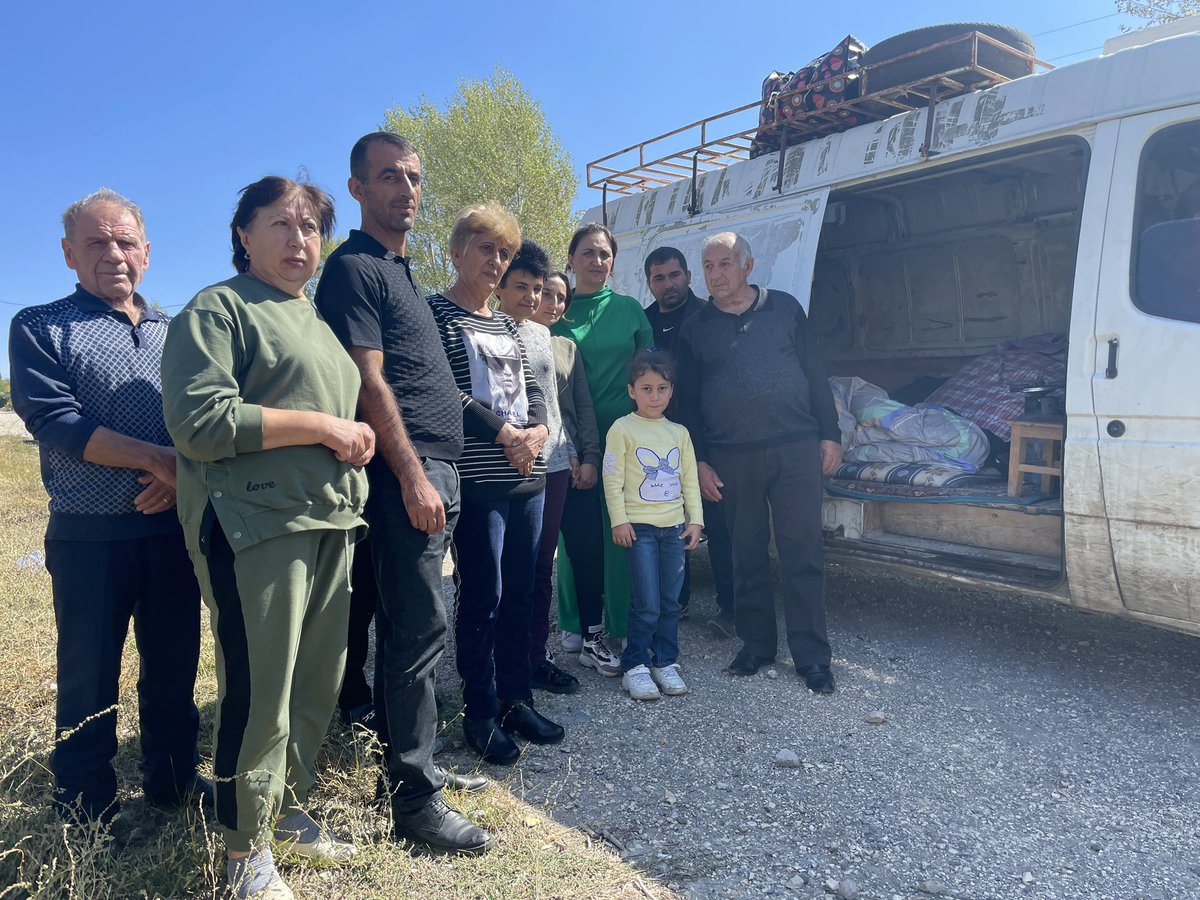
[824,462,1049,505]
[925,334,1067,441]
[830,376,991,471]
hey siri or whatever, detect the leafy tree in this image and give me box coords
[307,236,345,299]
[382,67,578,291]
[1117,0,1200,25]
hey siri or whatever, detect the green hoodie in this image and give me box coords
[162,274,368,554]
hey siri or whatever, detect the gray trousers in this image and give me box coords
[709,439,832,667]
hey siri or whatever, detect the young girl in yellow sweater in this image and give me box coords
[603,351,703,700]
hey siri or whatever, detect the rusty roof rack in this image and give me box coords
[587,31,1053,197]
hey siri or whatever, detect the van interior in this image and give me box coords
[808,137,1089,586]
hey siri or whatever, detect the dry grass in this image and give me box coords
[0,436,675,899]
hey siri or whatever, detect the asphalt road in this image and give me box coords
[435,552,1200,900]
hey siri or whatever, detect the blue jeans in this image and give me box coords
[454,490,545,719]
[621,523,686,671]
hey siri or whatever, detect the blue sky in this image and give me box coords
[0,0,1137,376]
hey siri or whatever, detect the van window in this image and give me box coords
[1131,120,1200,324]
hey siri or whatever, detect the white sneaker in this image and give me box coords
[560,631,583,653]
[274,812,357,864]
[579,633,622,677]
[650,663,688,696]
[621,664,662,701]
[229,849,295,900]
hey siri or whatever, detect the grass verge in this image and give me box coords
[0,436,673,899]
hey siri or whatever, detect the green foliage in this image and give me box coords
[1117,0,1200,26]
[382,67,578,292]
[0,378,9,409]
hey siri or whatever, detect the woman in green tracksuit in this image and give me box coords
[551,223,651,676]
[161,177,372,900]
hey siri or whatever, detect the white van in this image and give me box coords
[584,19,1200,637]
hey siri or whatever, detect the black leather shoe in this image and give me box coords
[462,716,520,765]
[499,700,565,745]
[530,659,580,695]
[145,775,214,811]
[392,793,494,854]
[726,646,775,677]
[796,664,836,694]
[437,766,489,793]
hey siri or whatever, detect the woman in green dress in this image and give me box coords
[552,223,651,674]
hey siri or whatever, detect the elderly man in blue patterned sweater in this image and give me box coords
[8,189,210,825]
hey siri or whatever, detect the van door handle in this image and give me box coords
[1105,337,1119,379]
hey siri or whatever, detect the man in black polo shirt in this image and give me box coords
[315,132,490,854]
[643,246,735,635]
[674,231,843,694]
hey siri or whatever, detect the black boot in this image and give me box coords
[462,716,520,765]
[499,700,565,745]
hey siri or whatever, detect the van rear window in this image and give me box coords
[1132,120,1200,324]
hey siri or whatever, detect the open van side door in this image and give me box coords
[1090,107,1200,634]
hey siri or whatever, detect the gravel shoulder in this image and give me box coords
[433,550,1200,900]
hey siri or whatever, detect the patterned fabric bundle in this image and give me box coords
[750,35,869,158]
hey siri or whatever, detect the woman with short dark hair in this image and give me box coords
[161,176,374,900]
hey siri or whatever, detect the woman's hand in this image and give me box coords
[573,462,598,490]
[322,416,376,467]
[611,523,636,548]
[681,523,703,550]
[502,425,548,476]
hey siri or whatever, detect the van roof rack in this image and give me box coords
[587,31,1053,197]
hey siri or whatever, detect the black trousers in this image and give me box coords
[45,533,201,821]
[338,538,378,713]
[557,482,605,634]
[680,496,735,614]
[709,439,831,667]
[367,459,458,812]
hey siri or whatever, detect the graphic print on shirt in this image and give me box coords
[636,446,682,502]
[459,323,529,425]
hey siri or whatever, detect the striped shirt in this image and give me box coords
[427,294,547,498]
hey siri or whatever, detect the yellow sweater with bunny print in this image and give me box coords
[603,413,704,529]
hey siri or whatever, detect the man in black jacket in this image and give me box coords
[643,246,735,634]
[674,232,843,693]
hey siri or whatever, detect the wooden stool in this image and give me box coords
[1006,418,1065,497]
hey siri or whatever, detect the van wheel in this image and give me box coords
[862,23,1036,94]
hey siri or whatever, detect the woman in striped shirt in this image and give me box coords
[427,203,565,765]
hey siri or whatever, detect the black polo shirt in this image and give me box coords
[315,229,464,461]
